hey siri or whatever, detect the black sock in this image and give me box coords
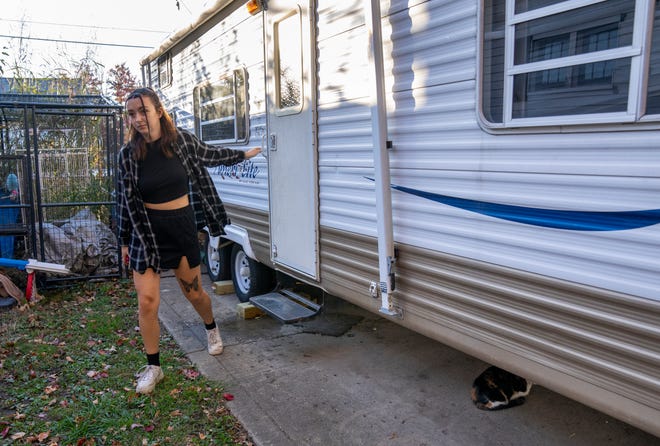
[205,320,216,330]
[146,352,160,367]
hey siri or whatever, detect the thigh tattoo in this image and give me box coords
[179,276,199,293]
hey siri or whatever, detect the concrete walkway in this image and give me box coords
[157,272,659,446]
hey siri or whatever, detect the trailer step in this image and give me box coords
[250,289,321,323]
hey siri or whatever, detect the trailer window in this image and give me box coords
[157,53,172,88]
[147,62,158,89]
[481,0,660,127]
[274,7,303,114]
[646,0,660,113]
[193,68,248,144]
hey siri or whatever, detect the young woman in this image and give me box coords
[117,87,261,394]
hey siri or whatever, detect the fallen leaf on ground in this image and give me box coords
[44,385,59,394]
[183,368,200,380]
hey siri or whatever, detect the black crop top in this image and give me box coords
[138,141,189,203]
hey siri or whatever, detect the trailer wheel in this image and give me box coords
[203,234,231,282]
[230,244,274,302]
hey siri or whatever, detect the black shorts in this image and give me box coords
[146,205,201,270]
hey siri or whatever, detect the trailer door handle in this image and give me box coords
[260,134,268,159]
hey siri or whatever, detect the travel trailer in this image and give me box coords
[140,0,660,436]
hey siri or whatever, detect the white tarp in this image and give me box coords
[40,209,118,275]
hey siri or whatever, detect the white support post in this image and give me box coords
[363,0,398,317]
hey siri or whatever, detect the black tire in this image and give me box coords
[203,234,231,282]
[230,244,275,302]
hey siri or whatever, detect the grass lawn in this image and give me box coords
[0,277,252,445]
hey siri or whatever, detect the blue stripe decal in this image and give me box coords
[367,178,660,231]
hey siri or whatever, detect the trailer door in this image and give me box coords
[265,0,318,278]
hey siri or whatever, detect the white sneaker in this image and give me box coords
[207,326,224,355]
[135,365,164,394]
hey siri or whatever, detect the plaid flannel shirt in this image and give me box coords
[117,128,246,273]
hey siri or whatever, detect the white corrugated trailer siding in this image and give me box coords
[150,5,271,260]
[144,0,660,436]
[316,0,659,436]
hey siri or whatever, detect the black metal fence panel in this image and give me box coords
[0,95,124,286]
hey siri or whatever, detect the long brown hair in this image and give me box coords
[125,87,178,160]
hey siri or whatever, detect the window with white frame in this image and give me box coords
[157,53,172,88]
[275,7,303,114]
[193,68,248,143]
[147,63,158,89]
[481,0,660,127]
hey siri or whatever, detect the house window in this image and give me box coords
[193,68,248,143]
[481,0,660,127]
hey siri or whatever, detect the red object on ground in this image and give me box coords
[25,271,34,302]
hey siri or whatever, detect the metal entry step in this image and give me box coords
[250,289,321,323]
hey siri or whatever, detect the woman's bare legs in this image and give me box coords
[133,268,162,354]
[174,256,214,324]
[175,256,223,355]
[133,268,165,393]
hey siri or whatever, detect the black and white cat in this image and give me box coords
[471,366,533,410]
